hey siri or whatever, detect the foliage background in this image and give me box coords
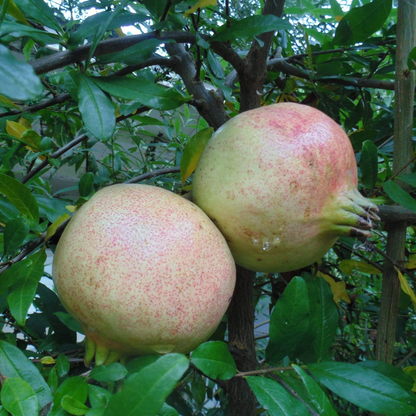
[0,0,416,415]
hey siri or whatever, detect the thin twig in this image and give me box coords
[124,167,180,184]
[234,366,294,377]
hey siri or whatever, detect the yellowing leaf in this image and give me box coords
[19,117,32,130]
[404,366,416,392]
[65,205,78,213]
[6,120,27,139]
[114,28,126,37]
[0,94,21,109]
[339,259,381,275]
[318,272,351,305]
[184,0,217,17]
[45,213,71,241]
[396,267,416,311]
[40,356,56,365]
[335,15,343,22]
[180,127,213,185]
[405,254,416,270]
[0,0,29,25]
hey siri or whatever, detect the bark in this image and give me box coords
[375,0,416,369]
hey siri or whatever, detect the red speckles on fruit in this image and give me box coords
[193,103,379,273]
[52,184,236,363]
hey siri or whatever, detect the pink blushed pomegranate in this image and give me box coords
[52,184,236,365]
[192,103,379,273]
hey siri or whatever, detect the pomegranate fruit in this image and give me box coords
[52,184,236,365]
[192,103,379,273]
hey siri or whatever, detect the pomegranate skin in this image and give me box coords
[52,184,236,362]
[193,103,378,273]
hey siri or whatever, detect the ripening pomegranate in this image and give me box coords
[192,103,379,273]
[52,184,236,365]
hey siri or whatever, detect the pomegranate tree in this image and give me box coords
[52,184,236,365]
[193,103,379,273]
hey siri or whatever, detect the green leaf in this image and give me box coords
[61,396,90,416]
[56,355,70,378]
[45,213,71,242]
[125,355,160,376]
[247,376,310,415]
[407,46,416,70]
[49,377,88,416]
[0,45,42,100]
[299,273,339,363]
[3,217,29,257]
[54,311,84,334]
[86,409,106,416]
[0,340,52,408]
[211,15,293,42]
[308,361,416,415]
[0,195,20,223]
[360,140,378,191]
[78,73,115,141]
[333,0,392,45]
[88,385,113,408]
[158,403,179,416]
[68,12,148,47]
[191,341,236,380]
[143,0,167,19]
[87,0,129,64]
[1,377,39,416]
[7,249,46,325]
[397,173,416,188]
[356,361,414,392]
[13,0,61,32]
[292,365,338,416]
[35,194,69,223]
[104,354,189,416]
[0,21,59,45]
[0,174,39,223]
[266,276,310,363]
[383,180,416,213]
[98,39,166,66]
[79,172,95,198]
[180,127,213,184]
[93,76,190,110]
[90,363,128,382]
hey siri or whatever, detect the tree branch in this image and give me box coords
[165,42,228,130]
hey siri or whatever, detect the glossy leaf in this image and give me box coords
[13,0,61,32]
[397,173,416,187]
[88,385,113,408]
[61,396,90,416]
[79,172,95,198]
[266,276,310,363]
[78,73,115,141]
[125,355,160,376]
[143,0,167,19]
[356,361,414,392]
[180,127,213,184]
[0,173,39,223]
[247,376,310,415]
[98,39,165,66]
[360,140,378,191]
[293,365,338,416]
[87,0,129,64]
[300,273,339,363]
[0,21,59,45]
[0,44,42,100]
[383,180,416,213]
[93,76,190,110]
[158,403,179,416]
[334,0,392,45]
[0,340,52,408]
[211,15,293,42]
[7,248,46,325]
[49,377,88,416]
[90,363,128,382]
[0,0,28,24]
[308,361,416,415]
[104,353,189,416]
[3,217,29,256]
[191,341,236,380]
[56,355,71,378]
[54,311,84,334]
[1,377,39,416]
